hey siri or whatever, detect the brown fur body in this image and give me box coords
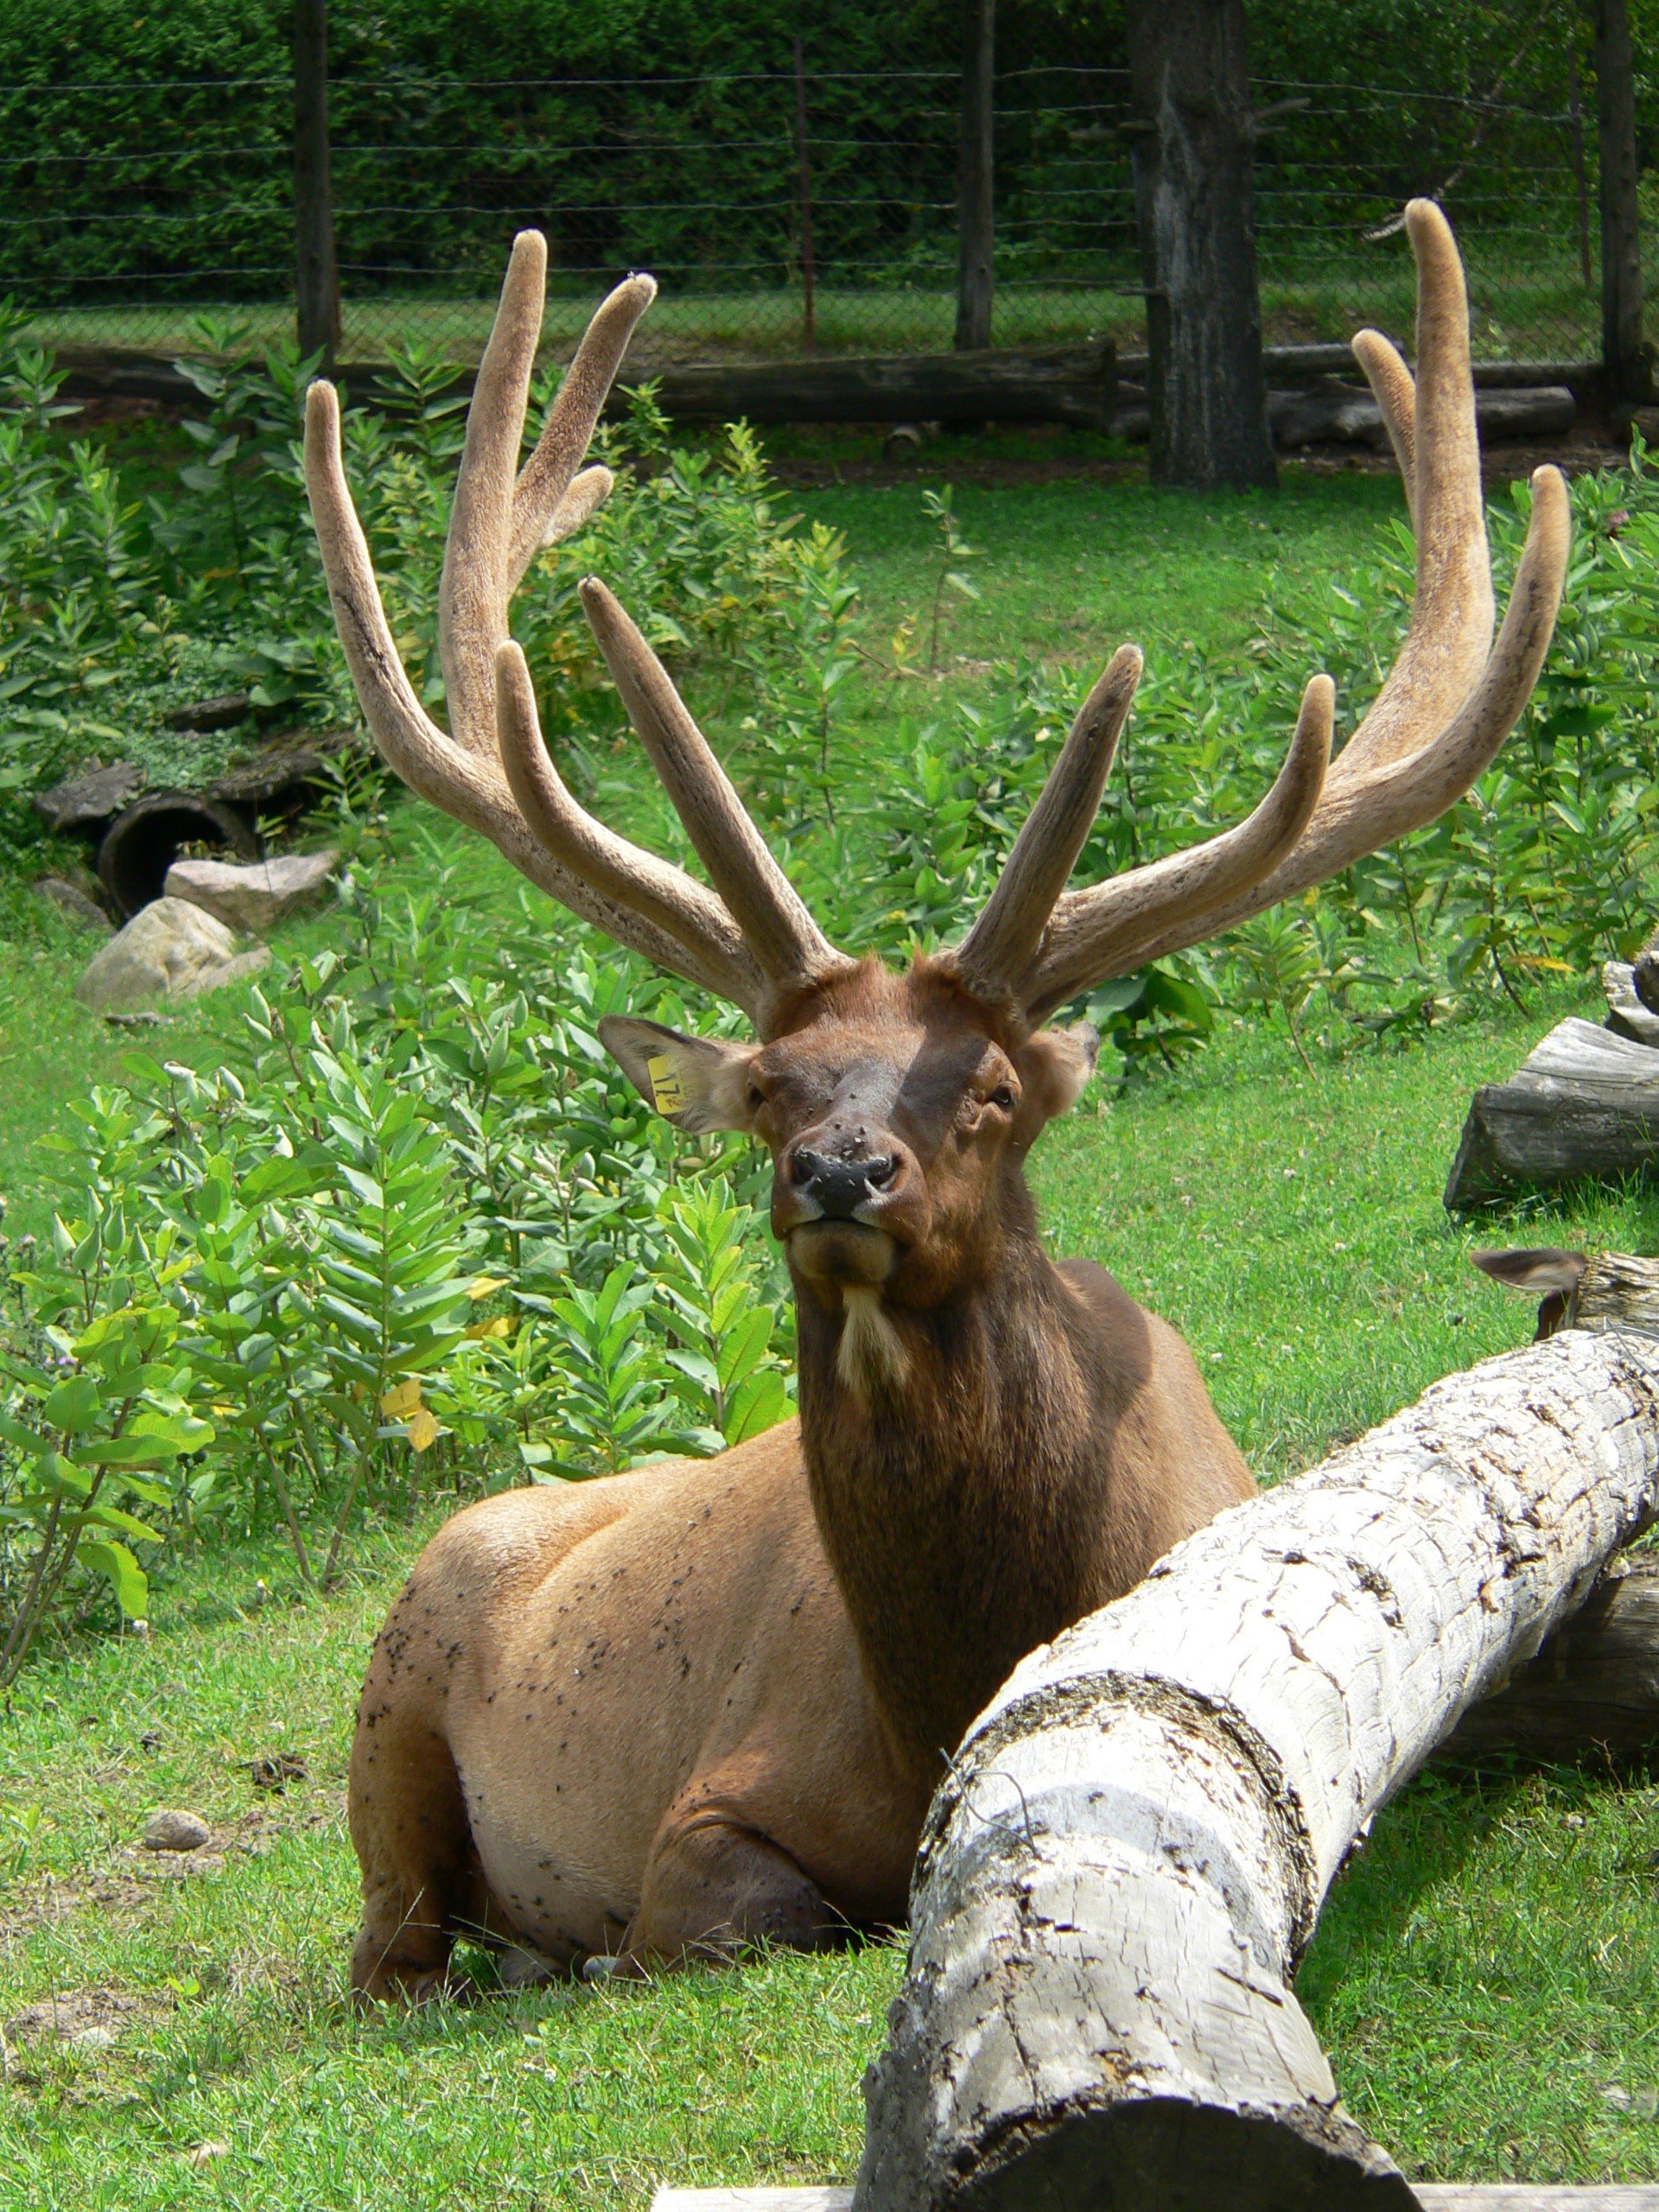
[349,965,1251,1995]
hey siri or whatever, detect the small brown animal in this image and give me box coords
[303,200,1569,1994]
[1471,1247,1659,1342]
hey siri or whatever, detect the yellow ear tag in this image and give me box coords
[645,1052,687,1116]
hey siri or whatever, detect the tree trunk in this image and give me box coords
[855,1330,1659,2212]
[293,0,340,368]
[1123,0,1275,488]
[1593,0,1649,402]
[955,0,995,351]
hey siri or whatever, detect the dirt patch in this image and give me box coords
[5,1986,149,2042]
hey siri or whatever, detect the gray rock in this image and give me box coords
[73,899,270,1014]
[33,761,145,832]
[142,1808,212,1853]
[34,875,111,933]
[164,849,337,935]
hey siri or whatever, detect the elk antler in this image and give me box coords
[949,200,1572,1025]
[302,230,853,1030]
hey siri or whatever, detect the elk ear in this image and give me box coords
[1470,1248,1589,1294]
[1016,1022,1099,1122]
[598,1015,761,1134]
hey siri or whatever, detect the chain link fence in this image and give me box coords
[0,62,1642,367]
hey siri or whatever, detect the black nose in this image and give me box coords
[791,1147,897,1220]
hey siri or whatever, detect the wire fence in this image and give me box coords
[0,63,1643,367]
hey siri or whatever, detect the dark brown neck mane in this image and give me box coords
[792,1171,1152,1774]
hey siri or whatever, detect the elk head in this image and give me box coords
[303,205,1570,1336]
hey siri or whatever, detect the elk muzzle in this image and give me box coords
[774,1132,925,1287]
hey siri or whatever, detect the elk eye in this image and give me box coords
[747,1084,766,1111]
[989,1084,1016,1111]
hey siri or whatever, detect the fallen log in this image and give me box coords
[1444,1018,1659,1208]
[855,1329,1659,2212]
[54,339,1117,430]
[1440,1552,1659,1764]
[1273,383,1574,449]
[1117,346,1601,395]
[634,341,1116,429]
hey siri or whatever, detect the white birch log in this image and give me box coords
[855,1332,1659,2212]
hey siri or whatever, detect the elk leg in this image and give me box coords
[348,1696,475,2004]
[610,1815,838,1976]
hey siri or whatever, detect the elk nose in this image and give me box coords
[791,1147,897,1219]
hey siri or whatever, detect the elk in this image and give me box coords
[303,200,1568,1995]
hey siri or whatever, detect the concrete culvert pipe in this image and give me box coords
[97,793,259,918]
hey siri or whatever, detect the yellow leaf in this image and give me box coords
[380,1377,422,1419]
[464,1315,515,1340]
[467,1275,511,1300]
[1515,955,1575,976]
[405,1408,442,1452]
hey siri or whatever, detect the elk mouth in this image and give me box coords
[786,1220,899,1288]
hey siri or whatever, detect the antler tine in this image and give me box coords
[949,647,1142,1003]
[494,642,761,1006]
[438,231,547,761]
[1351,329,1417,524]
[579,577,853,1004]
[1328,198,1493,784]
[1113,464,1569,976]
[303,265,778,1014]
[1000,198,1565,1020]
[1023,677,1334,1020]
[508,271,657,588]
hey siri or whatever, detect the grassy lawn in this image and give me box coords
[6,457,1659,2202]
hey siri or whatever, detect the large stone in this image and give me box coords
[164,849,338,935]
[33,760,144,832]
[34,875,112,933]
[73,898,270,1014]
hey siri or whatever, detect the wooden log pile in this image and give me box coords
[56,339,1583,448]
[1444,967,1659,1207]
[853,1328,1659,2212]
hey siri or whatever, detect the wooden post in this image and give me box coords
[1592,0,1649,402]
[955,0,995,352]
[293,0,340,368]
[1567,54,1594,292]
[856,1330,1659,2211]
[791,40,817,354]
[1122,0,1275,488]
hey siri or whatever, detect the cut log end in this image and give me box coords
[938,2099,1416,2212]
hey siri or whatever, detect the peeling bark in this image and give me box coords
[855,1332,1659,2212]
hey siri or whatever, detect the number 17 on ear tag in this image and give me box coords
[646,1052,687,1116]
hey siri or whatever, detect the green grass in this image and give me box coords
[8,989,1659,2203]
[6,461,1659,2202]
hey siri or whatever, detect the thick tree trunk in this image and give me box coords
[955,0,995,352]
[293,0,340,368]
[1593,0,1649,403]
[855,1330,1659,2212]
[1123,0,1275,488]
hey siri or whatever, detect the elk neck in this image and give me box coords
[791,1166,1150,1779]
